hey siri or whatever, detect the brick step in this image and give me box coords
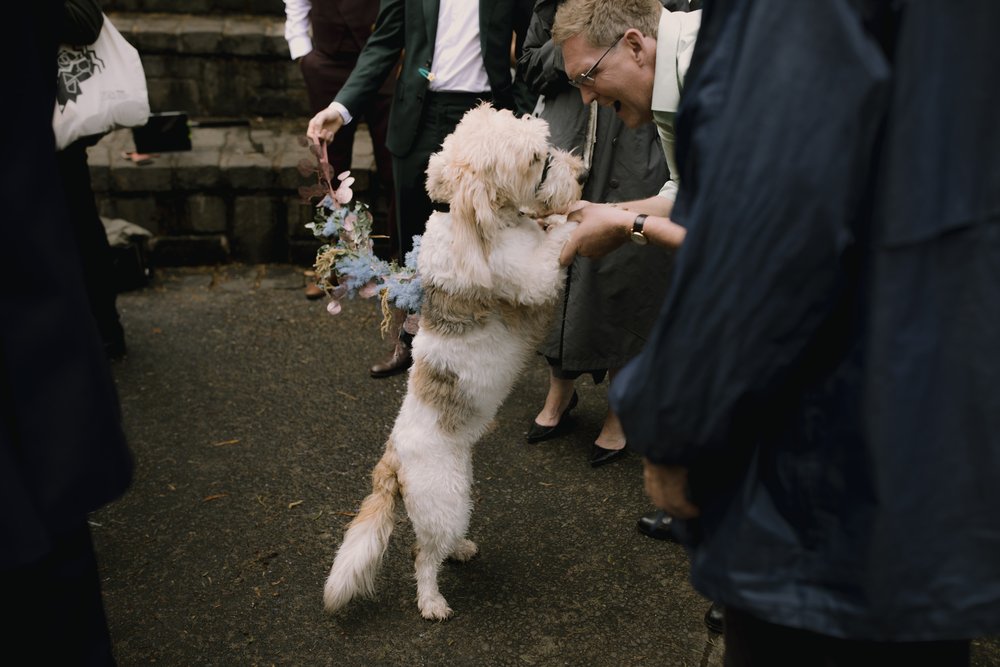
[110,12,308,118]
[104,0,283,16]
[88,119,392,266]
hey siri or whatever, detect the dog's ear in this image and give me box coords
[425,148,454,203]
[447,172,498,290]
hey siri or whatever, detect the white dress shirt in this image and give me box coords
[283,0,313,61]
[427,0,489,94]
[329,0,490,125]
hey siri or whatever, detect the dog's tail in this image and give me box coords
[323,442,401,612]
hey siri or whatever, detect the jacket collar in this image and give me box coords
[651,8,701,113]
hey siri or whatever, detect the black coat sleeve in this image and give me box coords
[516,0,565,98]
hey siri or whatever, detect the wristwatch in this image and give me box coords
[630,214,649,245]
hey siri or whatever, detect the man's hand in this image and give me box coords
[307,107,345,144]
[559,204,632,266]
[643,459,700,519]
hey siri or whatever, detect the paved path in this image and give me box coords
[94,266,999,666]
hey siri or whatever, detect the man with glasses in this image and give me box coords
[550,0,722,631]
[553,0,700,260]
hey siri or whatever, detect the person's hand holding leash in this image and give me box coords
[307,107,345,145]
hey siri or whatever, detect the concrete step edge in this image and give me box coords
[110,12,290,57]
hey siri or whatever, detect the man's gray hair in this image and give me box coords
[552,0,662,47]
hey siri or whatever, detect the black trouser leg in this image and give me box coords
[723,606,970,667]
[2,522,116,666]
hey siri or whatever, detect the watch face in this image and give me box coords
[630,231,648,245]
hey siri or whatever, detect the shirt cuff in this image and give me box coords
[328,101,353,125]
[658,180,678,202]
[287,36,313,61]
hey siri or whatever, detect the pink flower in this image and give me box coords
[358,281,379,299]
[326,300,342,315]
[343,212,358,232]
[333,172,356,206]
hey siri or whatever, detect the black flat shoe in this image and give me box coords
[636,510,678,543]
[526,391,579,443]
[589,443,627,467]
[704,601,724,634]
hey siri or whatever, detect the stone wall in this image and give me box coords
[92,5,390,267]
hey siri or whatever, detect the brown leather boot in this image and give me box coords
[369,340,412,378]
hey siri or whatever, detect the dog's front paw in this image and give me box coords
[539,213,568,230]
[545,218,578,248]
[418,594,454,621]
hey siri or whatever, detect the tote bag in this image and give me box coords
[53,14,150,150]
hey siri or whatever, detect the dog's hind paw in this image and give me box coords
[418,594,453,621]
[448,539,479,562]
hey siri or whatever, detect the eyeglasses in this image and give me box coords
[568,35,623,88]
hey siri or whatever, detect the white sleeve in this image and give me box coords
[283,0,313,60]
[655,112,679,202]
[328,101,353,126]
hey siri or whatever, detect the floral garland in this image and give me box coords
[300,140,423,335]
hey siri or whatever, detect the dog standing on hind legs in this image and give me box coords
[323,104,585,620]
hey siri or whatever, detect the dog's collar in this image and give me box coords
[535,152,553,194]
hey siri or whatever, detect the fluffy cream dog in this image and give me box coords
[323,104,584,620]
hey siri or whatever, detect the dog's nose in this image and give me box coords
[576,169,589,185]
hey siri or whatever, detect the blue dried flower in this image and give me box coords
[334,255,378,290]
[389,275,424,312]
[405,235,422,271]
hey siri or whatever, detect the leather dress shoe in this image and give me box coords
[704,601,724,634]
[636,510,678,543]
[589,443,627,467]
[526,391,578,443]
[369,342,412,378]
[304,283,324,300]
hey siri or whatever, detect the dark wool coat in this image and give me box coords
[1,0,132,569]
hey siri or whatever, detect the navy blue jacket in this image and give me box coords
[613,0,1000,641]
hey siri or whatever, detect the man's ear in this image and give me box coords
[621,28,648,65]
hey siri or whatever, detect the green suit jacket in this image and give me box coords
[334,0,534,157]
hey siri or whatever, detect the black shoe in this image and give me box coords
[369,342,412,378]
[526,391,578,443]
[704,602,724,634]
[589,443,627,467]
[636,510,678,543]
